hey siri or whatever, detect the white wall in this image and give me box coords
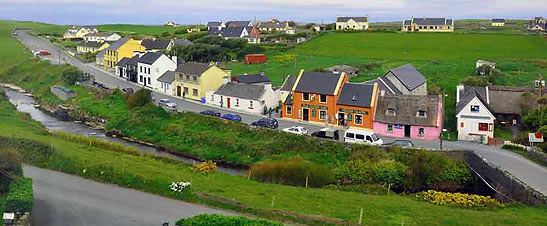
[456,96,495,143]
[336,19,369,30]
[137,55,176,91]
[207,84,279,115]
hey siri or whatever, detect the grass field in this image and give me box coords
[1,93,546,225]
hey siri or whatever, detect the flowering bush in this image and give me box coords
[170,181,191,193]
[191,160,217,174]
[417,190,503,208]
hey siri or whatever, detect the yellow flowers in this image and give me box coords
[418,190,503,208]
[191,160,217,174]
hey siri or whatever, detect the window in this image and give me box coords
[250,100,254,108]
[347,113,352,121]
[139,66,142,73]
[302,93,309,101]
[388,124,393,132]
[320,94,327,103]
[211,95,214,101]
[193,76,197,81]
[319,110,327,120]
[418,128,425,136]
[148,68,151,74]
[479,123,489,131]
[366,136,373,143]
[345,132,355,139]
[192,89,198,96]
[355,114,363,125]
[148,77,151,85]
[461,122,464,128]
[417,110,427,118]
[356,134,365,140]
[312,109,317,117]
[430,26,434,29]
[139,76,143,82]
[419,26,423,29]
[184,87,189,94]
[286,105,292,115]
[470,105,480,112]
[185,74,190,80]
[387,108,396,116]
[161,83,163,88]
[236,99,239,106]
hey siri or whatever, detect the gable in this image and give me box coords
[456,96,495,119]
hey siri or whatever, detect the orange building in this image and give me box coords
[282,70,378,130]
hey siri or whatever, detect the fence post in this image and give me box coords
[271,195,275,208]
[305,176,309,188]
[358,208,363,225]
[247,170,252,180]
[388,183,391,196]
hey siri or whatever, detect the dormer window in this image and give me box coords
[352,94,358,101]
[387,108,396,116]
[417,110,427,118]
[470,105,480,112]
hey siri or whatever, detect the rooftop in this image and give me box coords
[294,72,344,95]
[384,64,426,91]
[214,82,266,100]
[337,83,375,108]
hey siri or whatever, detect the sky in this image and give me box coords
[0,0,545,25]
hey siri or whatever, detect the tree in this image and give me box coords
[126,88,151,109]
[61,67,83,85]
[288,21,296,27]
[186,32,207,41]
[522,107,547,132]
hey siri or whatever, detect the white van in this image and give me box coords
[344,129,383,146]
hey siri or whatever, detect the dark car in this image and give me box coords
[251,118,279,129]
[311,128,339,140]
[220,113,242,122]
[383,140,414,148]
[200,110,221,117]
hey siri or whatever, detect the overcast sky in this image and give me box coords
[1,0,545,25]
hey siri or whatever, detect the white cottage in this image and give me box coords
[208,82,279,115]
[336,17,369,30]
[137,52,177,91]
[455,85,495,144]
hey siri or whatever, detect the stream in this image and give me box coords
[3,87,246,176]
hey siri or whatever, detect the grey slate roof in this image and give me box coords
[456,86,491,115]
[259,20,288,29]
[214,82,265,101]
[492,19,505,23]
[207,22,222,27]
[208,27,222,35]
[142,39,171,50]
[105,37,130,52]
[226,21,251,27]
[127,55,140,66]
[157,71,175,83]
[337,83,375,108]
[85,31,115,37]
[280,75,296,91]
[403,20,411,26]
[138,52,163,65]
[458,86,487,103]
[385,64,426,91]
[77,41,107,48]
[116,57,130,67]
[294,72,342,95]
[363,79,397,95]
[326,65,359,74]
[96,49,106,59]
[176,62,212,76]
[375,95,440,127]
[412,18,450,25]
[337,17,368,22]
[220,26,246,38]
[174,39,192,46]
[234,74,270,84]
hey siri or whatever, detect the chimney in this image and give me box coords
[259,70,265,76]
[171,55,177,63]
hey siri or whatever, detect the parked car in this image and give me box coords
[344,129,383,146]
[159,98,177,109]
[282,126,307,135]
[200,110,221,117]
[383,140,414,148]
[251,118,278,129]
[311,128,339,140]
[220,113,242,122]
[39,50,51,56]
[121,87,134,94]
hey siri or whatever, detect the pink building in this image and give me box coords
[373,95,443,140]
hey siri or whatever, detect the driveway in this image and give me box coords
[24,165,230,226]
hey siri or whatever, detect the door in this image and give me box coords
[338,113,345,126]
[227,98,231,108]
[177,86,181,97]
[404,125,411,137]
[303,108,309,121]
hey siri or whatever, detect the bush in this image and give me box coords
[325,184,389,195]
[191,160,217,174]
[0,149,23,192]
[5,177,34,213]
[125,88,151,108]
[334,160,406,187]
[251,158,334,188]
[417,190,502,208]
[176,214,282,226]
[61,67,83,85]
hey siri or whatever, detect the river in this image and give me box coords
[3,87,246,175]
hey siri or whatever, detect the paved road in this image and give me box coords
[14,30,547,196]
[24,165,230,226]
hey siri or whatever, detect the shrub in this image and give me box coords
[325,184,389,195]
[5,177,34,213]
[176,214,283,226]
[125,88,151,108]
[334,160,406,187]
[251,158,334,188]
[417,190,502,208]
[0,149,23,191]
[191,160,217,174]
[60,67,83,85]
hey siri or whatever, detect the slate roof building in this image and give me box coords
[492,19,506,27]
[528,17,546,32]
[76,40,111,53]
[157,71,176,94]
[209,82,278,114]
[370,64,427,96]
[232,73,270,85]
[141,39,174,52]
[136,52,177,91]
[455,85,495,143]
[336,83,378,129]
[173,62,230,101]
[83,32,121,42]
[257,19,291,31]
[402,17,454,32]
[336,17,369,30]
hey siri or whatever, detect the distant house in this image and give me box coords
[141,39,174,52]
[225,21,253,28]
[374,95,443,140]
[83,32,121,42]
[63,26,98,39]
[368,64,427,96]
[208,82,279,114]
[207,21,226,31]
[157,71,176,94]
[208,26,260,44]
[173,62,230,101]
[296,37,307,44]
[402,18,454,32]
[103,37,146,68]
[476,60,497,76]
[187,27,201,33]
[528,17,547,32]
[456,85,495,144]
[492,19,505,27]
[165,21,179,27]
[311,25,326,32]
[257,19,291,31]
[76,41,111,53]
[136,52,177,90]
[326,65,359,78]
[116,55,140,82]
[232,73,270,85]
[285,29,296,35]
[336,17,369,30]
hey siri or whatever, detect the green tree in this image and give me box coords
[126,88,151,109]
[61,67,83,85]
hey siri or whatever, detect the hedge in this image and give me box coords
[5,177,34,213]
[176,214,283,226]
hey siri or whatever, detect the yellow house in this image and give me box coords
[76,41,110,54]
[492,19,505,27]
[173,62,230,101]
[402,18,454,32]
[103,37,146,68]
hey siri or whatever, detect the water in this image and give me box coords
[3,88,246,175]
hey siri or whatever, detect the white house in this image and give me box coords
[157,71,176,94]
[476,60,496,69]
[84,32,121,42]
[63,26,98,39]
[137,52,177,91]
[456,85,495,144]
[336,17,369,30]
[208,82,279,115]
